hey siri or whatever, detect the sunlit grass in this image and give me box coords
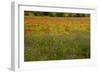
[24,16,90,61]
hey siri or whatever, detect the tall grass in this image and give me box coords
[24,16,90,61]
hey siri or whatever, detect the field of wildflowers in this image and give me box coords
[24,12,90,61]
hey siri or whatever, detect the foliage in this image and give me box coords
[24,11,90,17]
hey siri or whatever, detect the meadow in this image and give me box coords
[24,14,90,61]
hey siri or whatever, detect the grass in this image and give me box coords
[24,16,90,61]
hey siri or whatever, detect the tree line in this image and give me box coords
[24,11,90,17]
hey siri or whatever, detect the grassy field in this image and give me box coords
[24,16,90,61]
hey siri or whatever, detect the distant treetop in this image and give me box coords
[24,11,90,17]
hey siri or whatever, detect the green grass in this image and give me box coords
[24,16,90,61]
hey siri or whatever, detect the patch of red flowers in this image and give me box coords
[25,29,32,32]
